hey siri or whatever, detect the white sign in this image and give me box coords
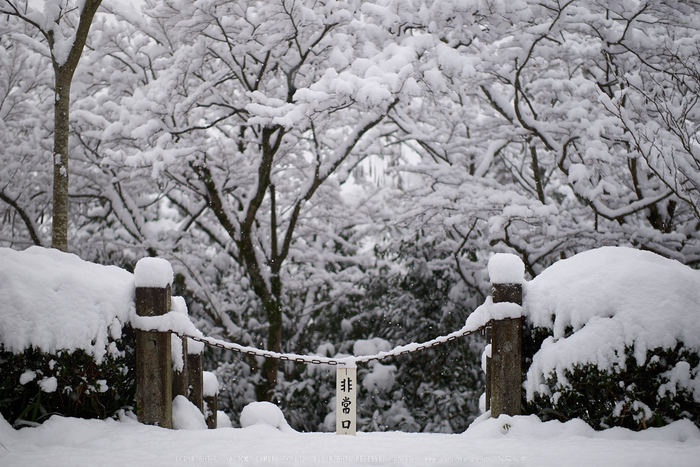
[336,367,357,435]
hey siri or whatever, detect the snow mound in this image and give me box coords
[0,247,134,362]
[488,253,525,284]
[217,411,232,428]
[363,362,396,392]
[523,247,700,400]
[239,402,295,432]
[353,337,391,356]
[216,410,233,428]
[133,257,173,288]
[466,413,700,443]
[3,410,699,466]
[172,395,207,430]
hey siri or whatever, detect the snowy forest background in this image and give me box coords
[2,0,700,432]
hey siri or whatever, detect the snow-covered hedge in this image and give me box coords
[521,247,700,429]
[0,247,137,426]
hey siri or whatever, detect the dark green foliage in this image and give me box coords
[523,326,700,430]
[279,364,336,432]
[295,250,482,432]
[0,326,136,427]
[343,245,484,432]
[211,240,486,432]
[521,322,553,382]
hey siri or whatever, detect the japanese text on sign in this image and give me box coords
[336,367,356,435]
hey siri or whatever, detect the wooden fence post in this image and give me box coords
[172,335,189,399]
[484,326,492,413]
[186,341,204,413]
[203,371,219,429]
[134,258,174,428]
[488,254,524,418]
[171,297,190,401]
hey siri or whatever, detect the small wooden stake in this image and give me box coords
[186,347,204,413]
[336,367,357,435]
[203,371,219,429]
[172,336,188,399]
[204,393,218,429]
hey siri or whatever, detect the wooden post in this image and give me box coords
[204,393,218,429]
[186,345,204,413]
[203,371,219,429]
[135,284,173,428]
[488,254,524,418]
[171,296,189,400]
[491,284,522,417]
[172,336,189,399]
[484,326,492,412]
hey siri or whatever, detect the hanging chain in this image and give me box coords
[174,322,488,367]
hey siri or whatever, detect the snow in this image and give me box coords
[1,412,699,466]
[362,363,396,393]
[131,310,202,337]
[466,247,700,405]
[0,247,134,363]
[2,246,700,464]
[522,247,700,402]
[187,336,205,355]
[172,396,207,430]
[488,253,525,284]
[353,337,391,356]
[239,402,295,433]
[490,302,523,320]
[203,371,219,397]
[133,257,173,288]
[19,370,37,385]
[38,376,58,393]
[170,297,203,369]
[464,296,523,330]
[217,411,232,428]
[171,296,187,314]
[171,335,185,373]
[170,296,205,354]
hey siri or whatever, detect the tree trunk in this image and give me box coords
[46,0,103,251]
[257,303,282,402]
[256,271,283,402]
[51,71,71,251]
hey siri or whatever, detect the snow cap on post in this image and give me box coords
[203,371,219,397]
[134,257,174,288]
[488,253,525,285]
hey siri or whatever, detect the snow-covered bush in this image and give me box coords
[0,247,137,427]
[0,337,136,427]
[521,247,700,430]
[525,343,700,430]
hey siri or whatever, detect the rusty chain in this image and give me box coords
[173,322,488,366]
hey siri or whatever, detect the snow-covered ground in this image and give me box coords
[3,246,700,466]
[2,410,699,466]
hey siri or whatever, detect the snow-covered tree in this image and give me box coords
[5,0,700,430]
[0,17,52,247]
[1,0,104,251]
[70,0,439,401]
[394,0,700,283]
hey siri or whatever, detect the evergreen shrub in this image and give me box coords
[0,326,136,427]
[522,323,700,430]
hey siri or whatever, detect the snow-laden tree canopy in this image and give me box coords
[3,0,700,430]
